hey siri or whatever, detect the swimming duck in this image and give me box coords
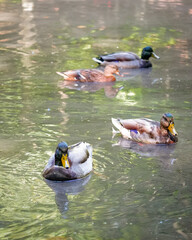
[43,142,93,181]
[93,46,160,69]
[112,113,178,144]
[56,64,120,82]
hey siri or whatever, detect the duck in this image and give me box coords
[112,113,178,144]
[56,64,120,82]
[92,46,160,69]
[43,141,93,181]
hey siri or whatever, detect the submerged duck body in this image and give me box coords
[56,64,120,82]
[43,142,93,181]
[93,46,160,69]
[112,113,178,144]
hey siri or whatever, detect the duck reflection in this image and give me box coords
[120,67,151,78]
[58,80,123,98]
[44,174,92,218]
[112,137,176,168]
[100,67,161,88]
[120,67,162,87]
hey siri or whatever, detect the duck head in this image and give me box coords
[55,142,70,168]
[160,113,178,142]
[141,46,160,60]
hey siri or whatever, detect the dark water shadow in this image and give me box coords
[44,174,92,218]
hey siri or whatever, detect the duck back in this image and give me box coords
[100,52,140,61]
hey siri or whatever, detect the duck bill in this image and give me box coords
[61,154,70,168]
[168,123,178,136]
[152,52,160,59]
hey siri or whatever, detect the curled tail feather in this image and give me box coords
[112,127,120,139]
[56,71,67,78]
[92,57,103,65]
[111,118,132,140]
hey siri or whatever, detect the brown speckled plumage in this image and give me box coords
[112,113,178,144]
[56,64,120,82]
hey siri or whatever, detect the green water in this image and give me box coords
[0,0,192,239]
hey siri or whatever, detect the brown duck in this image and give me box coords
[56,64,120,82]
[112,113,178,144]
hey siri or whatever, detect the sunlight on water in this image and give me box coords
[0,0,192,239]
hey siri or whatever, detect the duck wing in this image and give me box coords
[78,69,104,82]
[68,142,92,164]
[100,52,140,62]
[57,69,105,82]
[119,118,159,133]
[56,70,83,81]
[68,142,93,178]
[112,118,160,144]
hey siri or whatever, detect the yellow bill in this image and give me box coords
[61,154,70,169]
[151,52,160,59]
[168,123,178,136]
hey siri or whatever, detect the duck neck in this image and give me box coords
[160,125,168,136]
[104,69,113,77]
[141,52,151,60]
[105,75,116,82]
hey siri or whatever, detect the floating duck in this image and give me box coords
[56,64,120,82]
[93,46,160,69]
[112,113,178,144]
[43,142,93,181]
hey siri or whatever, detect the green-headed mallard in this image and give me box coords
[112,113,178,144]
[93,46,160,69]
[43,142,92,181]
[56,64,120,82]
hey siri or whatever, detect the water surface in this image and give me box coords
[0,0,192,239]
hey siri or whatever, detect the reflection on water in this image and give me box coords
[0,0,192,239]
[58,80,123,98]
[112,137,177,169]
[44,174,92,218]
[18,0,37,70]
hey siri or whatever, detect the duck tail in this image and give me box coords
[112,127,120,138]
[111,118,122,130]
[111,118,132,140]
[92,57,103,65]
[56,71,68,78]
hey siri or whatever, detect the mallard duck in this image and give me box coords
[93,46,160,69]
[112,113,178,144]
[56,64,120,82]
[43,142,93,181]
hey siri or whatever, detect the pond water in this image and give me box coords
[0,0,192,239]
